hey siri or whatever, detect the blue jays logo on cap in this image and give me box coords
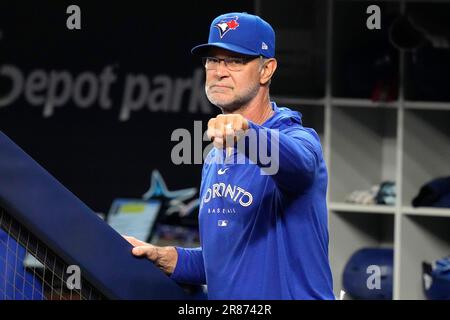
[214,16,240,38]
[191,12,276,58]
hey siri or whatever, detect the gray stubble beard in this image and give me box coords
[205,81,260,113]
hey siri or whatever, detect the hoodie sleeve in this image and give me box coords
[170,247,206,285]
[237,120,322,195]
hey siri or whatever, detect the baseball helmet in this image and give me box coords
[343,247,394,300]
[423,256,450,300]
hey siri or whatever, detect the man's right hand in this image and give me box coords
[123,236,178,275]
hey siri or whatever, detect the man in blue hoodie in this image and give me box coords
[125,12,334,300]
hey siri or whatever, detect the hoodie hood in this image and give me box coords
[262,102,303,130]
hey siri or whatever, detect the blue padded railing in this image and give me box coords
[0,131,188,300]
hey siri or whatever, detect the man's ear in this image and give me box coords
[260,58,277,86]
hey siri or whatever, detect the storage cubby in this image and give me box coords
[404,2,450,102]
[259,0,327,97]
[329,211,394,297]
[398,214,450,299]
[331,1,400,99]
[402,109,450,207]
[329,106,397,203]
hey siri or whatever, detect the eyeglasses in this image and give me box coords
[202,56,259,71]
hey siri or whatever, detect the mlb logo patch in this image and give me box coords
[218,220,228,227]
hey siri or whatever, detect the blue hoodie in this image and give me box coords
[171,102,334,300]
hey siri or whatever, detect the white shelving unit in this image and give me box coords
[329,202,396,214]
[259,0,450,299]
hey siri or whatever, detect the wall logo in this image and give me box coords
[215,17,239,38]
[0,64,211,121]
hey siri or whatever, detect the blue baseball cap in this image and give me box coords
[191,12,275,58]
